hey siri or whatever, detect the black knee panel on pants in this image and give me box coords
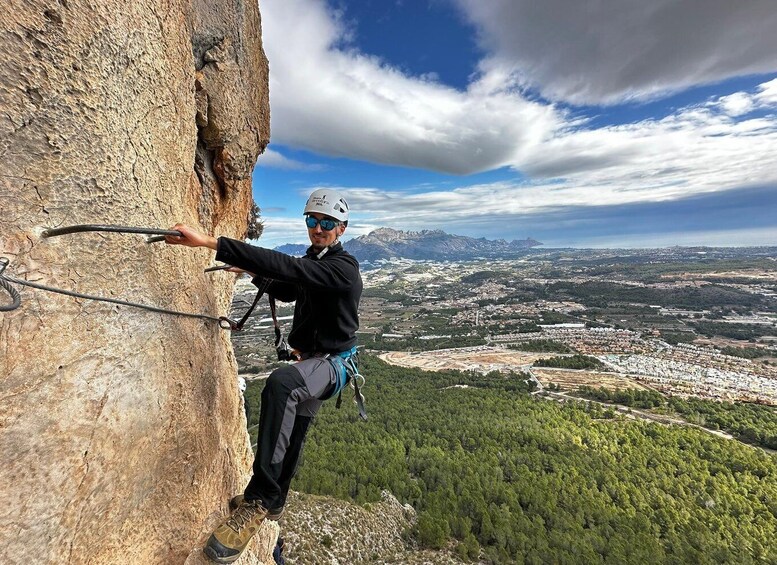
[263,364,305,400]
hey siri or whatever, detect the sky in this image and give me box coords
[252,0,777,248]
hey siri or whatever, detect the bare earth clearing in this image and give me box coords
[531,368,652,391]
[378,347,649,394]
[378,347,546,373]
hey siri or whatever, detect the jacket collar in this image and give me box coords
[305,241,343,259]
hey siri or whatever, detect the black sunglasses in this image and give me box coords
[305,216,340,231]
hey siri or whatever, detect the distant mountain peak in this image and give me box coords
[274,243,309,256]
[342,228,541,262]
[366,227,445,240]
[273,229,542,260]
[370,227,402,236]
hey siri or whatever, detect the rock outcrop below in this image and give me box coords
[0,1,270,563]
[282,490,468,564]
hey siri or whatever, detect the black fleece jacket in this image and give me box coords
[216,238,362,354]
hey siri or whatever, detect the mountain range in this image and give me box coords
[274,228,541,261]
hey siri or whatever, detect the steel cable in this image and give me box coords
[0,257,21,311]
[41,224,182,241]
[0,225,245,327]
[0,276,21,311]
[0,273,226,324]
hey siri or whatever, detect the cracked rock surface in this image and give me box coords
[0,1,270,563]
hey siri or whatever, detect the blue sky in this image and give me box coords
[253,0,777,248]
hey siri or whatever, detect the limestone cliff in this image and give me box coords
[0,1,272,563]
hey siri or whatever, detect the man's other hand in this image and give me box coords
[226,266,257,277]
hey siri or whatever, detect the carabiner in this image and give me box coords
[351,373,366,390]
[218,316,239,330]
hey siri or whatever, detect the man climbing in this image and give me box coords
[164,189,362,563]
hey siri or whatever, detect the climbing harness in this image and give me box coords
[0,224,257,330]
[228,276,367,419]
[252,269,366,419]
[259,241,366,418]
[326,346,368,421]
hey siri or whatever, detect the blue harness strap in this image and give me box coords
[324,346,367,421]
[325,346,358,399]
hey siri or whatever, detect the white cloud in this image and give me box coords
[256,1,777,247]
[556,227,777,249]
[518,96,777,188]
[261,0,560,175]
[253,216,308,247]
[452,0,777,105]
[257,148,327,170]
[255,210,380,248]
[756,78,777,105]
[716,93,754,117]
[262,0,777,178]
[323,82,777,229]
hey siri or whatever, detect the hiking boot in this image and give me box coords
[229,494,285,521]
[204,499,268,564]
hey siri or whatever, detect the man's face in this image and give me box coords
[307,212,345,250]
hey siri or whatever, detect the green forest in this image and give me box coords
[509,339,572,353]
[718,346,776,359]
[534,354,604,370]
[546,281,771,312]
[246,356,777,564]
[667,397,777,450]
[574,386,777,450]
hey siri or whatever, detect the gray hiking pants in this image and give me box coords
[244,357,337,509]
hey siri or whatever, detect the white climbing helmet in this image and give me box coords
[303,189,350,223]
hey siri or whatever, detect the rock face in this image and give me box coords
[0,1,271,564]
